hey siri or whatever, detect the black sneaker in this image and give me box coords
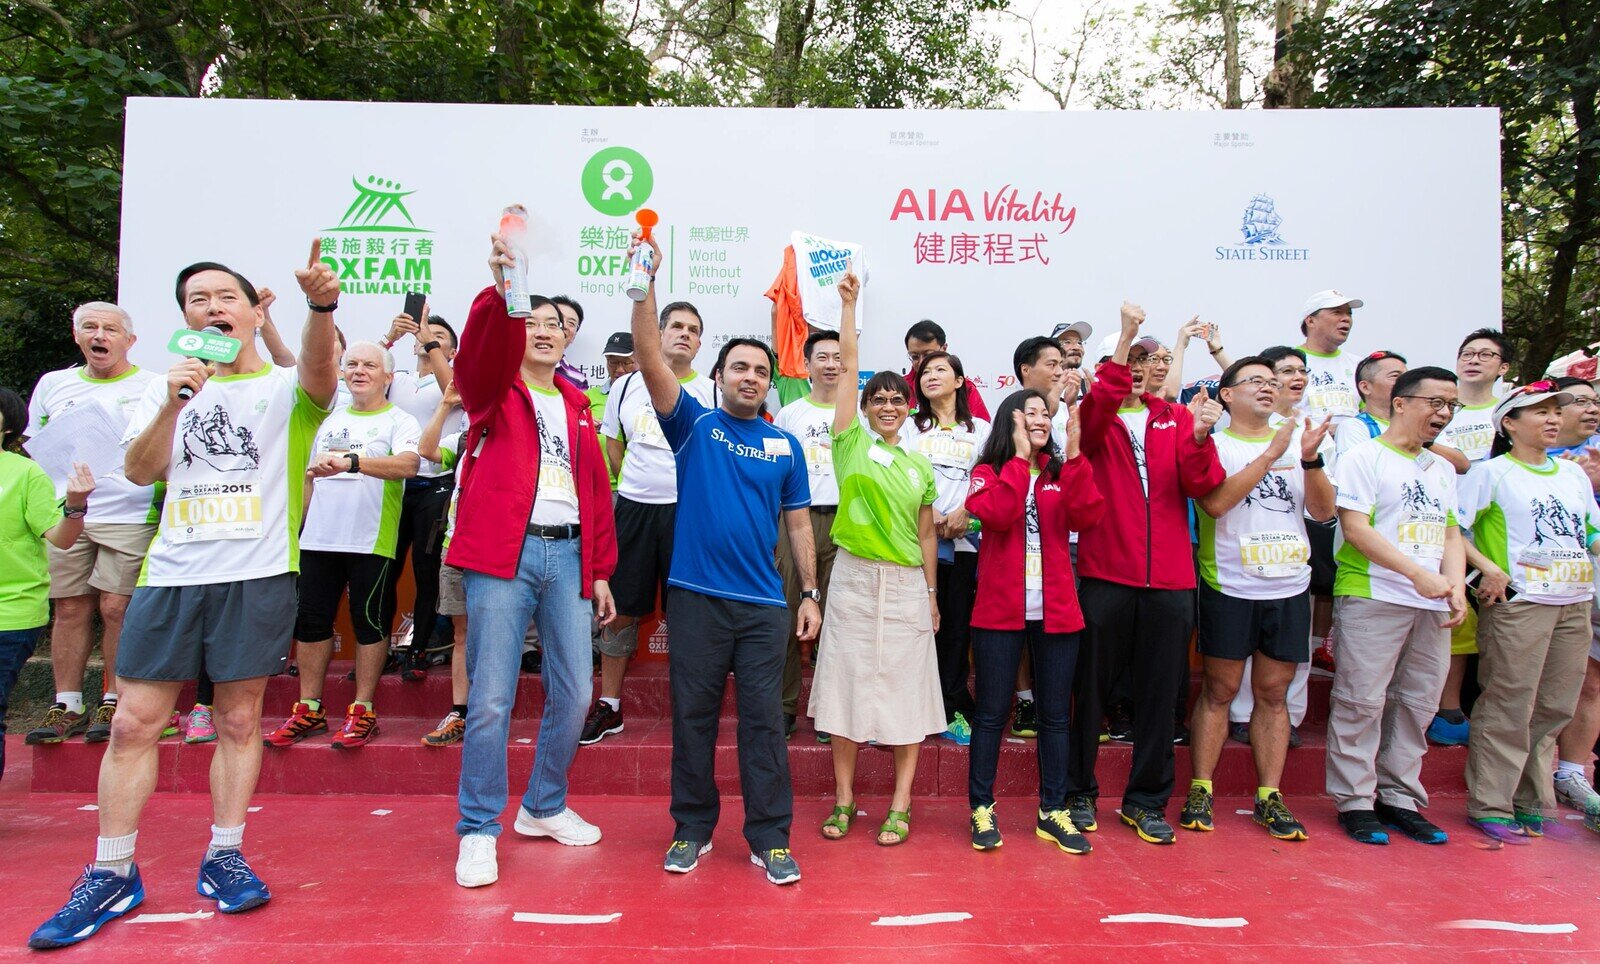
[1254,792,1308,840]
[1107,703,1133,743]
[1178,784,1213,832]
[1337,808,1390,845]
[1035,808,1090,854]
[970,804,1003,850]
[1066,795,1098,833]
[83,701,117,744]
[784,713,797,740]
[1119,805,1175,844]
[749,848,800,885]
[579,700,623,746]
[521,648,542,675]
[1374,801,1448,844]
[1229,722,1250,744]
[1011,698,1038,739]
[663,840,711,874]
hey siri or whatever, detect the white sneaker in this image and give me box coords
[456,834,498,888]
[514,806,602,846]
[1554,770,1600,813]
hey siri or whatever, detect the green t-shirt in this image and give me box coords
[775,373,811,408]
[0,450,63,630]
[830,420,937,567]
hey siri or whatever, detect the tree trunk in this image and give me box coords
[495,0,529,104]
[1219,0,1242,109]
[1523,79,1600,378]
[1263,0,1317,109]
[767,0,816,108]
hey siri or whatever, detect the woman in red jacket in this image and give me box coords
[964,389,1104,854]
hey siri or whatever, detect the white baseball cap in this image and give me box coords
[1491,381,1574,432]
[1301,289,1365,317]
[1094,332,1160,362]
[1052,321,1093,343]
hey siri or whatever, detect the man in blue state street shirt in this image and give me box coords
[627,231,821,886]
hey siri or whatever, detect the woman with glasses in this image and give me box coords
[902,351,991,747]
[1459,383,1600,843]
[809,270,945,847]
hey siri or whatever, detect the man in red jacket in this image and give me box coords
[1066,301,1226,845]
[448,236,618,890]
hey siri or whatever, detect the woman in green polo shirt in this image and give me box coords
[0,387,94,779]
[807,270,945,846]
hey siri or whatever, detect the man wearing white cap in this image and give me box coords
[1053,322,1093,400]
[1298,290,1365,424]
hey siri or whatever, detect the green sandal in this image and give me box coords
[877,809,911,846]
[822,804,854,839]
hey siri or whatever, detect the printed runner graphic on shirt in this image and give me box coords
[535,404,578,505]
[1245,472,1296,513]
[1397,478,1447,559]
[1529,495,1583,546]
[179,405,261,472]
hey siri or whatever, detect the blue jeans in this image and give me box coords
[456,536,592,837]
[969,623,1078,810]
[0,626,43,782]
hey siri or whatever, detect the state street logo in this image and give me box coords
[318,175,434,296]
[582,147,653,217]
[1216,193,1310,263]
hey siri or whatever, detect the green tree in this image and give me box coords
[1307,0,1600,378]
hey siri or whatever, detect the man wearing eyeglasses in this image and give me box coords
[904,320,991,420]
[1297,290,1363,424]
[1327,366,1468,846]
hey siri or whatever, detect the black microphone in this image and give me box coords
[176,326,227,401]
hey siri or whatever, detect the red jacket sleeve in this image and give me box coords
[577,408,618,581]
[965,381,991,421]
[455,285,523,422]
[965,458,1030,531]
[1058,455,1105,532]
[1079,361,1131,456]
[1173,405,1227,498]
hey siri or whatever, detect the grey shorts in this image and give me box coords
[116,573,296,682]
[438,563,466,617]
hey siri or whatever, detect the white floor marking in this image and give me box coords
[77,804,98,811]
[1234,809,1253,815]
[516,738,533,744]
[370,809,392,816]
[1005,738,1025,744]
[1564,814,1584,821]
[130,911,214,924]
[513,912,622,925]
[1101,914,1249,928]
[872,912,972,927]
[1440,920,1576,934]
[248,806,263,813]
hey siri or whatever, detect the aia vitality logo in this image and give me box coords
[1216,194,1310,263]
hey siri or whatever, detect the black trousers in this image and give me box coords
[935,553,978,722]
[1067,578,1195,813]
[384,476,453,656]
[970,623,1078,809]
[667,589,793,851]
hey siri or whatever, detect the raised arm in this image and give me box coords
[455,236,528,419]
[256,288,298,367]
[42,463,93,549]
[294,239,340,408]
[832,269,862,437]
[418,385,459,465]
[626,232,682,415]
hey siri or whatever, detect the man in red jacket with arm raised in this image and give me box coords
[448,233,618,890]
[1064,301,1226,845]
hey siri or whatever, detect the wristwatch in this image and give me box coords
[800,589,821,603]
[62,504,88,519]
[421,340,442,353]
[346,452,362,474]
[1300,455,1325,470]
[306,297,339,313]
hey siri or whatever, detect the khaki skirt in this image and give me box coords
[807,548,946,745]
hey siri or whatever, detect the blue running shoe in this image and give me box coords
[28,864,145,949]
[1426,713,1469,746]
[197,850,272,913]
[941,712,972,746]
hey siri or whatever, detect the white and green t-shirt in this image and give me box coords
[601,370,716,504]
[1438,399,1499,463]
[529,385,580,527]
[125,365,331,587]
[1199,427,1312,599]
[389,370,463,477]
[1118,404,1150,495]
[1458,455,1600,606]
[901,417,992,552]
[1301,347,1360,423]
[775,394,839,506]
[1334,413,1387,461]
[1333,439,1458,611]
[26,366,162,524]
[301,403,422,557]
[438,430,465,549]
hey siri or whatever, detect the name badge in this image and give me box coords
[867,444,895,468]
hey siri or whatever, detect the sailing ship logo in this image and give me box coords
[1240,194,1285,246]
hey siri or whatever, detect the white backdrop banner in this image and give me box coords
[119,99,1500,405]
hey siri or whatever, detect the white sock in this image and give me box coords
[600,697,620,711]
[102,692,118,704]
[95,831,137,876]
[57,691,85,715]
[208,823,245,859]
[1556,761,1586,779]
[1016,689,1034,702]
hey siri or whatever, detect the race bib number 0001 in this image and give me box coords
[1397,510,1447,561]
[162,480,263,543]
[1238,531,1310,578]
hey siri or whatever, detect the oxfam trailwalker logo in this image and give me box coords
[319,175,434,295]
[582,147,653,216]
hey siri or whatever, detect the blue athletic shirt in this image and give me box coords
[659,387,810,606]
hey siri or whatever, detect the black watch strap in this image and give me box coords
[1300,455,1325,470]
[346,452,362,474]
[307,297,339,313]
[421,340,442,353]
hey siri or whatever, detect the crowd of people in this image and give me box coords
[6,228,1600,949]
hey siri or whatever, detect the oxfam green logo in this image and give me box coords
[581,147,653,216]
